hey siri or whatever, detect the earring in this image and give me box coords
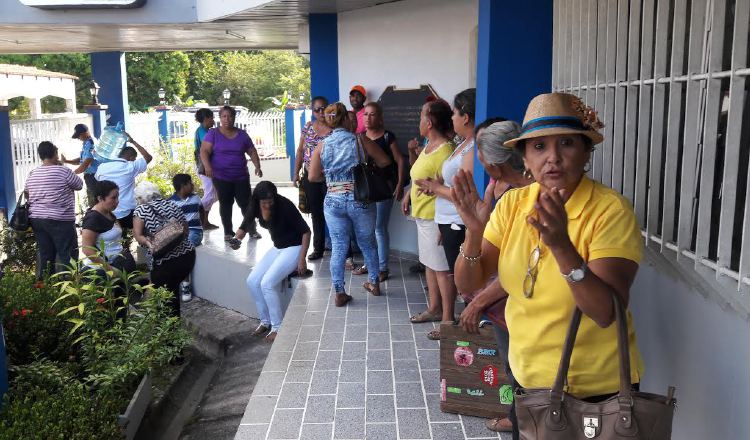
[583,161,591,173]
[523,169,533,180]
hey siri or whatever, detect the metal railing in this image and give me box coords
[10,113,92,198]
[552,0,750,316]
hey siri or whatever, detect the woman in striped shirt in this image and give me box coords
[24,141,84,280]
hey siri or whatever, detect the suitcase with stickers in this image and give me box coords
[439,321,512,419]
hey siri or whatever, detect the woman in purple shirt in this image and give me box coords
[200,106,263,241]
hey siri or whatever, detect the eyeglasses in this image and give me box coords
[522,245,541,298]
[313,107,325,113]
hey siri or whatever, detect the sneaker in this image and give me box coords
[252,324,271,336]
[335,292,352,307]
[265,331,277,343]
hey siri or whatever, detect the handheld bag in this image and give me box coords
[10,192,29,232]
[147,204,185,259]
[514,294,677,440]
[352,135,393,203]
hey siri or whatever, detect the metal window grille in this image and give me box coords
[553,0,750,315]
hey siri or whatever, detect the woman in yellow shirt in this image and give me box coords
[401,99,455,330]
[453,93,644,440]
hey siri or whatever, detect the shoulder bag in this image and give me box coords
[352,135,394,203]
[147,204,186,259]
[10,192,29,232]
[514,293,677,440]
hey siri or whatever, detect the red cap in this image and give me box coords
[350,85,366,97]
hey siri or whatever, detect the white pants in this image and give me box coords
[198,173,218,211]
[246,245,302,331]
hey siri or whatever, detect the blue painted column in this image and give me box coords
[156,106,170,145]
[474,0,553,192]
[84,104,109,138]
[0,106,14,215]
[91,52,129,128]
[285,107,306,180]
[309,14,339,103]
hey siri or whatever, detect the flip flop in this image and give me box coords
[426,329,441,340]
[410,310,442,323]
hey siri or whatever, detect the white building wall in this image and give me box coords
[630,256,750,439]
[337,0,478,254]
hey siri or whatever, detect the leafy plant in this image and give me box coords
[138,140,202,198]
[0,219,37,273]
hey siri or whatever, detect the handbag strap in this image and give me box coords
[354,134,367,164]
[16,191,27,206]
[550,293,633,403]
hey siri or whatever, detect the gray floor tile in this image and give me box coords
[236,424,269,440]
[392,341,417,360]
[387,298,408,310]
[417,349,440,369]
[394,359,422,382]
[277,382,309,409]
[397,408,431,439]
[389,309,412,323]
[306,299,329,312]
[431,422,466,440]
[300,423,333,440]
[342,341,367,360]
[368,317,390,332]
[339,360,366,383]
[345,324,367,341]
[303,311,326,326]
[347,310,367,323]
[415,333,440,349]
[292,341,320,361]
[319,331,344,350]
[305,394,336,423]
[334,408,366,439]
[315,349,342,371]
[367,305,388,317]
[407,290,429,303]
[396,381,426,408]
[240,395,277,424]
[268,408,304,439]
[367,369,394,394]
[336,381,366,408]
[264,350,293,372]
[391,324,415,341]
[367,332,390,350]
[310,369,338,395]
[252,371,286,396]
[462,415,498,439]
[421,369,441,394]
[324,317,346,332]
[366,423,398,439]
[285,360,315,383]
[367,349,393,370]
[425,394,460,422]
[298,325,323,342]
[408,303,428,315]
[366,394,396,422]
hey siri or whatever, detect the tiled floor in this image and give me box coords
[233,245,512,440]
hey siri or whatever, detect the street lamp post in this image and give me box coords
[223,88,231,105]
[89,80,101,105]
[158,87,166,106]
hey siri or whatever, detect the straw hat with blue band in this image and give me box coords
[503,93,604,149]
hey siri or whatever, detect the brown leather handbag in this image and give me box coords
[514,294,677,439]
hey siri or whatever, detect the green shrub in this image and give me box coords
[138,140,202,198]
[0,219,37,273]
[0,272,72,365]
[0,383,124,440]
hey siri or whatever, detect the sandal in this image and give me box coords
[251,324,270,337]
[485,417,513,432]
[427,329,441,340]
[353,265,368,275]
[409,310,442,323]
[363,282,380,296]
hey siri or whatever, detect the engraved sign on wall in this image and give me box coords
[377,84,439,157]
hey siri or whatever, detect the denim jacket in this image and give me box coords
[322,128,361,184]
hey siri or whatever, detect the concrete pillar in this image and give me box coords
[65,98,76,113]
[84,104,109,138]
[91,51,129,128]
[285,107,306,180]
[474,0,553,192]
[0,106,15,215]
[309,14,339,103]
[28,98,42,119]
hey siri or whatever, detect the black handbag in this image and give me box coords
[352,135,394,203]
[10,193,29,231]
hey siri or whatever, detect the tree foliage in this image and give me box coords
[126,51,190,111]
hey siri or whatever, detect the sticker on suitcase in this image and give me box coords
[481,365,499,387]
[454,346,474,367]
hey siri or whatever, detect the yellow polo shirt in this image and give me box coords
[409,142,454,220]
[483,176,644,398]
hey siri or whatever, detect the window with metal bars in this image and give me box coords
[552,0,750,316]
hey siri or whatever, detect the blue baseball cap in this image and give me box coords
[71,123,89,139]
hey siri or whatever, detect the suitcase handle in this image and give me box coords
[450,320,494,328]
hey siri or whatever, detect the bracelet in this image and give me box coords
[459,244,482,266]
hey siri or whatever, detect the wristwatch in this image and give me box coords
[562,261,587,283]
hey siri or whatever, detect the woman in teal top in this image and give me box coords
[194,108,219,229]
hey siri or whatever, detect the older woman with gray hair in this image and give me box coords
[132,182,196,318]
[455,118,530,434]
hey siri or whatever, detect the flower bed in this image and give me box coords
[0,260,190,439]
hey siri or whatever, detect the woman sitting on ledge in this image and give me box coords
[230,181,311,343]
